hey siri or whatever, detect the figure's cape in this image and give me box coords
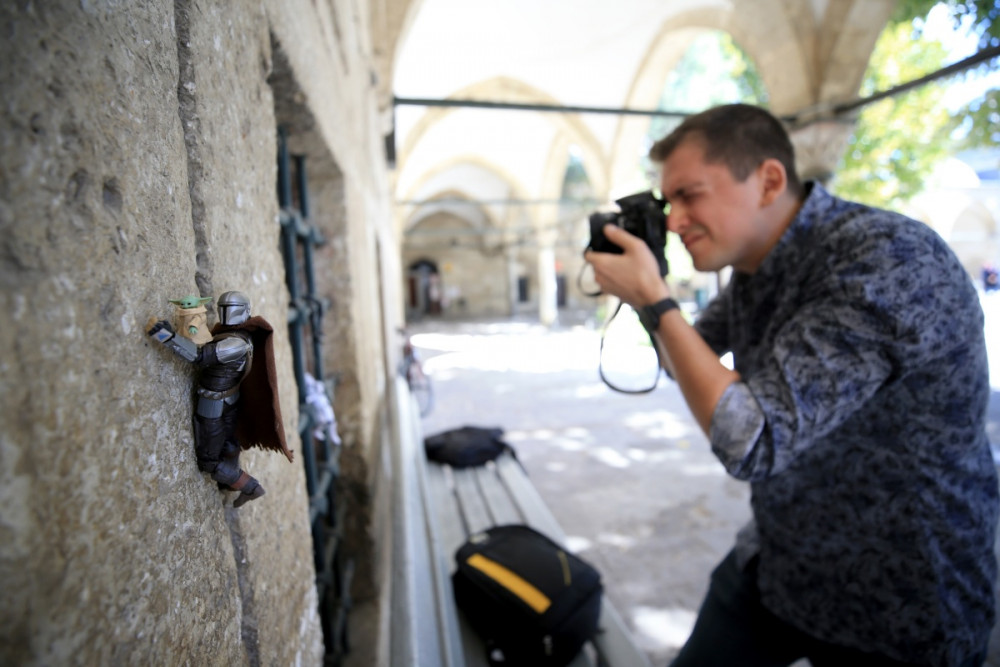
[212,317,294,463]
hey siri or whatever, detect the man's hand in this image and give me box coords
[584,224,670,307]
[146,318,175,344]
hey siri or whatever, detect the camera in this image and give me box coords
[586,190,669,277]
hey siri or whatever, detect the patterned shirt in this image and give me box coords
[696,182,998,666]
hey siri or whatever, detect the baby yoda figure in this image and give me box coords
[169,295,213,345]
[148,291,293,507]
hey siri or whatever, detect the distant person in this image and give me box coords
[984,262,998,293]
[585,103,997,666]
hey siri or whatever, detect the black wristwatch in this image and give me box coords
[637,297,680,332]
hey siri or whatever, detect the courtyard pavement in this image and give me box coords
[408,291,1000,666]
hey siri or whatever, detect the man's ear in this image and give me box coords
[757,158,787,207]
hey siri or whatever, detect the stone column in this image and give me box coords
[505,247,520,316]
[536,235,559,326]
[788,119,856,185]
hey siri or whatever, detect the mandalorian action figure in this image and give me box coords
[147,291,293,507]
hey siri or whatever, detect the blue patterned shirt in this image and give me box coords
[696,182,998,666]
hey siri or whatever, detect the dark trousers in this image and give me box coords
[193,403,240,483]
[670,549,986,667]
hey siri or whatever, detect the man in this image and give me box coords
[585,104,997,666]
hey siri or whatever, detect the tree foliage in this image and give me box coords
[647,31,767,145]
[833,1,1000,208]
[895,0,1000,48]
[954,88,1000,147]
[831,22,954,208]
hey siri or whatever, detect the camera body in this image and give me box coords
[587,190,669,277]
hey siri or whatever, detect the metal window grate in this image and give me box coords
[277,126,353,664]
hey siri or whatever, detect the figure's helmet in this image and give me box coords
[217,291,251,326]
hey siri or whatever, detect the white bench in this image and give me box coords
[389,376,651,666]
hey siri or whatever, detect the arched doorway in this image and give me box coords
[407,258,442,317]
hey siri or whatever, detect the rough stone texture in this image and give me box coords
[0,3,250,664]
[0,0,398,663]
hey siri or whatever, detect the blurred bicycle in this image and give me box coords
[399,327,433,417]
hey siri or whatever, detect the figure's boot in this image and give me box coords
[231,472,265,508]
[211,460,265,507]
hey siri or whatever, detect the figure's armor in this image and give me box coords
[195,331,253,402]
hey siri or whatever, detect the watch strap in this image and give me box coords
[638,297,679,332]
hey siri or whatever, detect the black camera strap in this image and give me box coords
[597,300,665,394]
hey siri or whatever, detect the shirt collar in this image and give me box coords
[742,180,827,282]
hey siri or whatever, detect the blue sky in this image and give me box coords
[922,3,1000,111]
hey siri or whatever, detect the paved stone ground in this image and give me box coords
[409,299,1000,666]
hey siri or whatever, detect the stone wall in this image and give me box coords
[0,0,398,664]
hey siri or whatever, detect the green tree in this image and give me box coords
[833,1,999,208]
[954,88,1000,148]
[831,21,953,208]
[648,31,767,143]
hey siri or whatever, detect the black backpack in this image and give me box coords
[452,524,603,666]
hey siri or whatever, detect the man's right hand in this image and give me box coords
[584,224,670,308]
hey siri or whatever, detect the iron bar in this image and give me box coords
[394,95,691,117]
[395,44,1000,127]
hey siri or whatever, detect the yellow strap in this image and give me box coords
[466,553,552,613]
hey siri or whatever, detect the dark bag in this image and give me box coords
[452,524,603,666]
[425,425,513,468]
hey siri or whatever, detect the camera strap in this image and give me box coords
[597,301,665,394]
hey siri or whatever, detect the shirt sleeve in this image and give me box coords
[710,382,766,476]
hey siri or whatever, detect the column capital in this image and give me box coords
[788,119,856,185]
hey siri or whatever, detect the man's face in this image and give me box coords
[660,139,767,274]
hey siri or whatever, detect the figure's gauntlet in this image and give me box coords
[147,318,175,343]
[147,317,198,362]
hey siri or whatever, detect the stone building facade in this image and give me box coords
[1,1,905,665]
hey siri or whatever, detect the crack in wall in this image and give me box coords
[174,0,214,300]
[225,508,261,667]
[173,2,258,663]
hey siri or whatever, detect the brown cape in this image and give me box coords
[212,316,294,463]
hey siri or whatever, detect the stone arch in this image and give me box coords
[370,0,426,113]
[949,200,1000,276]
[397,155,536,238]
[396,77,610,197]
[403,186,501,236]
[607,5,810,194]
[399,185,516,318]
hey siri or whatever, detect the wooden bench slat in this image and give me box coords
[473,462,524,525]
[424,464,469,562]
[493,453,568,541]
[452,466,494,534]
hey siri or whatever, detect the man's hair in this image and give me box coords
[649,104,803,197]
